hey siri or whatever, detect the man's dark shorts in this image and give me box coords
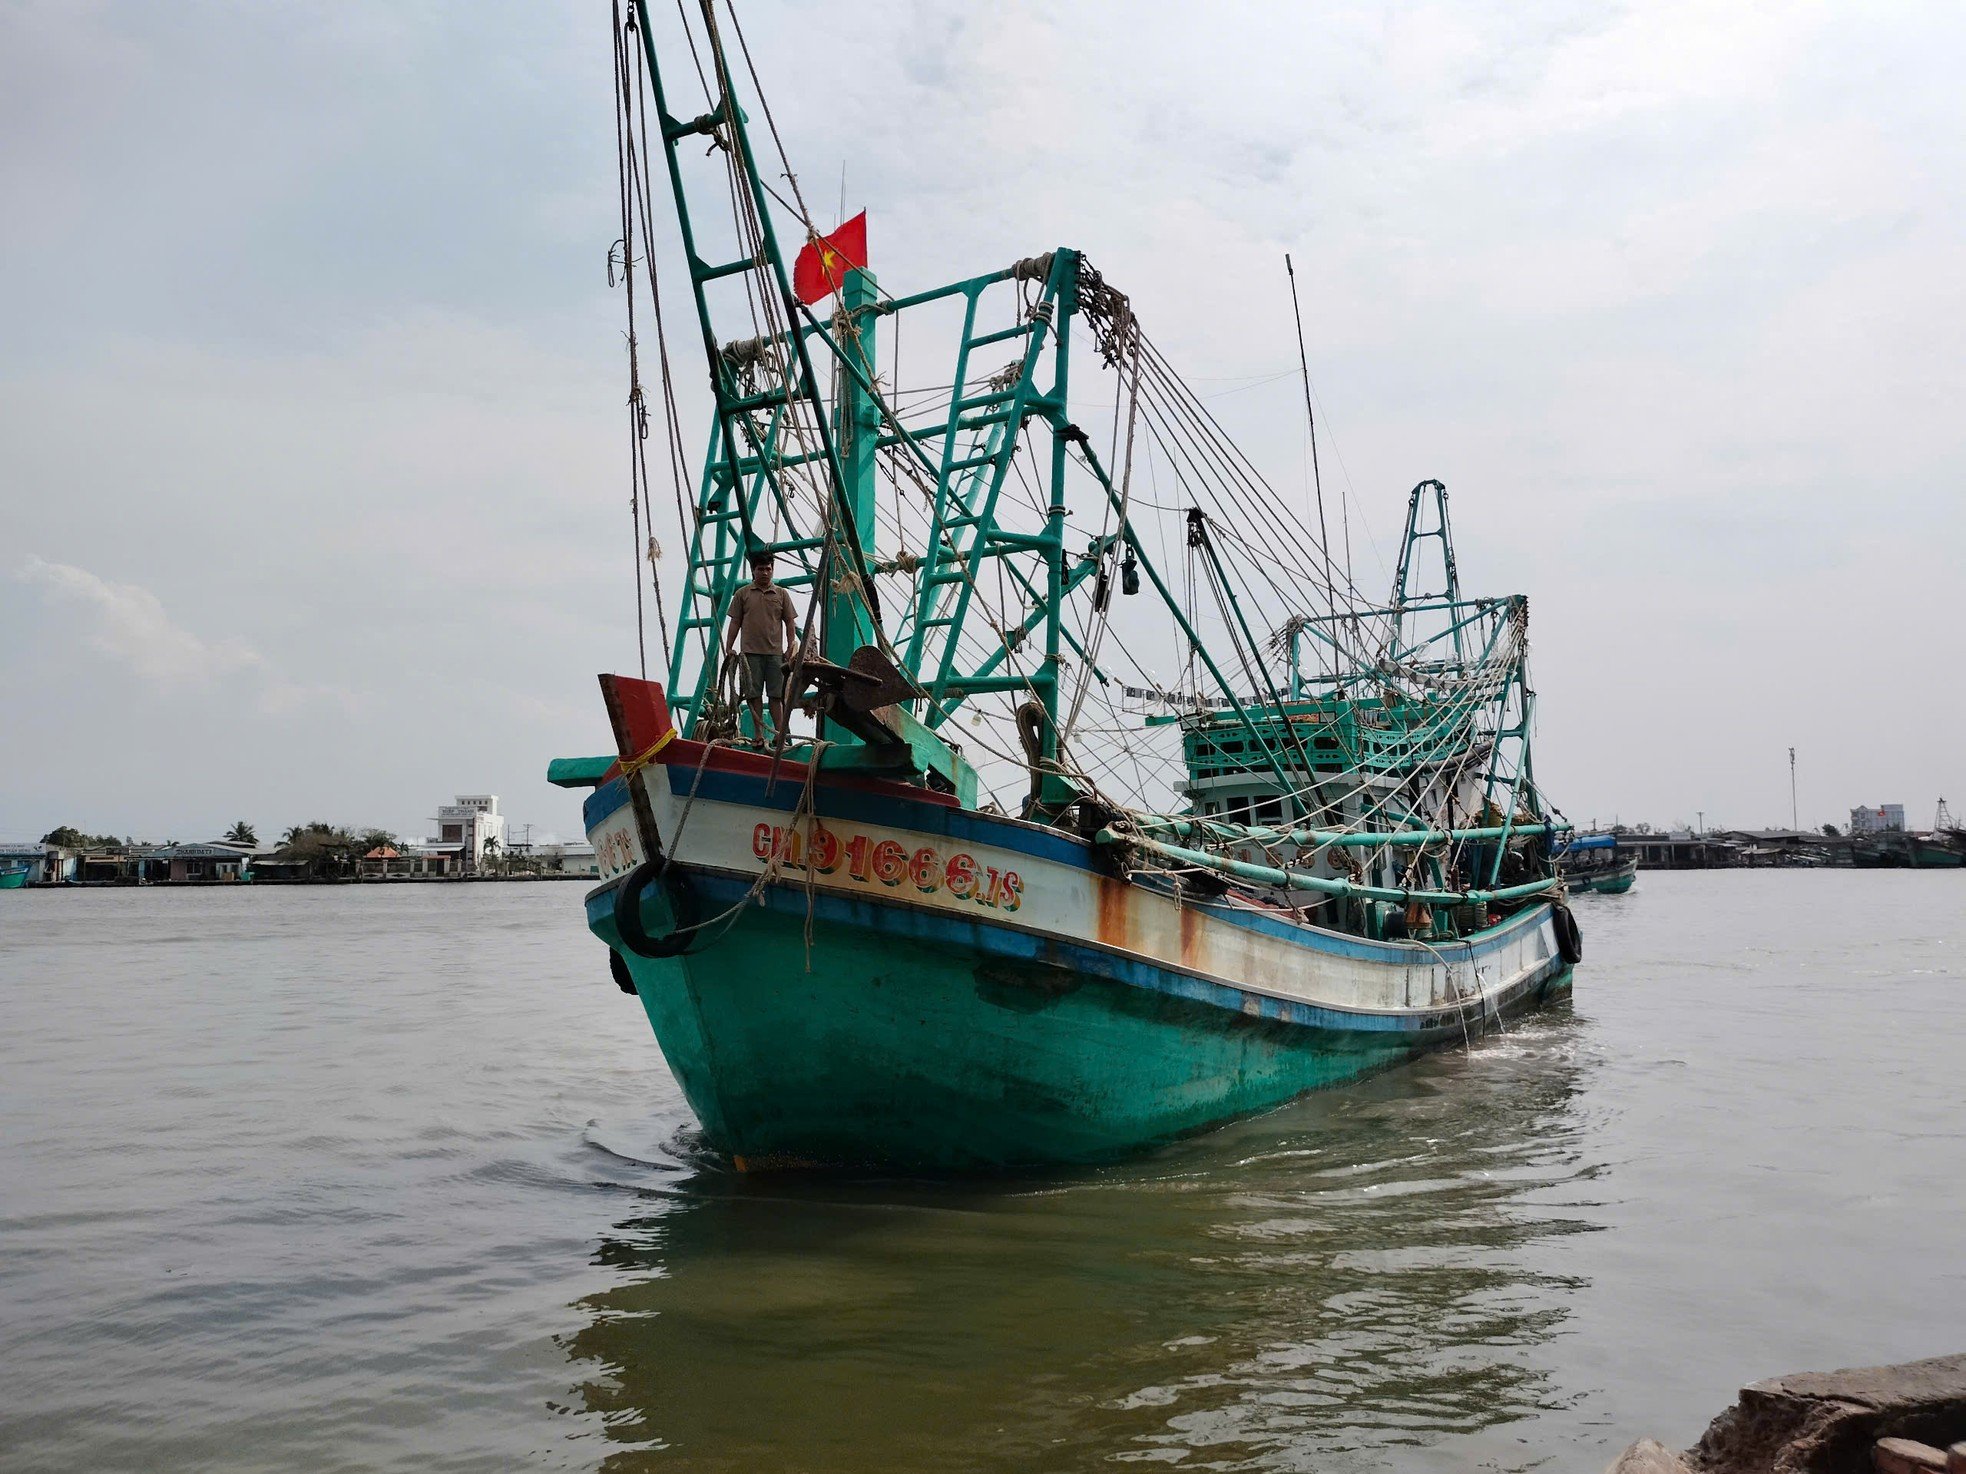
[739,652,784,705]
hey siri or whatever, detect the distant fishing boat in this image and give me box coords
[1852,833,1964,869]
[547,0,1581,1170]
[1573,860,1637,895]
[0,864,31,890]
[1910,837,1964,869]
[1558,834,1637,895]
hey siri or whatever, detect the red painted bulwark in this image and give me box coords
[598,674,674,759]
[591,675,958,809]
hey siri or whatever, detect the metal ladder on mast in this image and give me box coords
[627,0,868,727]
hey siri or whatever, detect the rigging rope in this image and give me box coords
[611,0,1555,912]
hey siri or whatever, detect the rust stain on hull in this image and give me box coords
[1095,873,1131,952]
[1178,899,1203,971]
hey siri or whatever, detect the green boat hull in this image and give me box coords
[1854,837,1964,868]
[1565,855,1636,895]
[600,889,1572,1172]
[0,868,29,890]
[1580,869,1635,895]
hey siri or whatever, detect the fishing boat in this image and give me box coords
[0,864,30,890]
[546,0,1581,1170]
[1558,834,1637,895]
[1852,832,1964,869]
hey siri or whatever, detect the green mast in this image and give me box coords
[616,0,1374,818]
[1036,260,1074,800]
[827,268,880,678]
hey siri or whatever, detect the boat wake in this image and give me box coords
[581,1114,721,1177]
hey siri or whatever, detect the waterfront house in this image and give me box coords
[0,842,72,885]
[72,841,254,883]
[160,842,253,882]
[1715,830,1836,867]
[359,845,403,878]
[541,841,599,877]
[1616,831,1741,870]
[358,845,456,878]
[75,847,150,883]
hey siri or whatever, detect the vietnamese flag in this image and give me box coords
[793,211,867,304]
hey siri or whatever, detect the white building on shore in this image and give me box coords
[542,840,598,877]
[1849,804,1905,834]
[429,795,506,874]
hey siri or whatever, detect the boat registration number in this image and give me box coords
[750,823,1023,911]
[592,812,644,879]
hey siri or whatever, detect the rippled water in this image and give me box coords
[1,872,1960,1471]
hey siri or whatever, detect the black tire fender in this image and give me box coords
[613,856,700,959]
[608,948,638,995]
[1551,902,1583,965]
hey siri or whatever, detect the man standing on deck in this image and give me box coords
[724,549,799,744]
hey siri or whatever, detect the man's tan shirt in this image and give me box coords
[728,584,795,654]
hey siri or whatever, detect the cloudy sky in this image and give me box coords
[4,0,1962,845]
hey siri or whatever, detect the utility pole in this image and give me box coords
[1789,747,1798,830]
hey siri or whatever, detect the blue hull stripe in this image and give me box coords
[583,775,632,832]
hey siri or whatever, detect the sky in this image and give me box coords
[3,0,1962,845]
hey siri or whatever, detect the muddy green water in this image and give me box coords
[1,871,1960,1471]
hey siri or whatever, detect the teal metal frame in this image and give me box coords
[621,0,1555,885]
[628,0,1163,801]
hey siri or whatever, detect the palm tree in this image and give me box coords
[272,822,362,879]
[225,820,258,846]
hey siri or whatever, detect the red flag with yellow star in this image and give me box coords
[792,211,867,304]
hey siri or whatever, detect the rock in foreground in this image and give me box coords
[1605,1354,1966,1474]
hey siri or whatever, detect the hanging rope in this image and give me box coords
[613,3,674,674]
[604,0,1559,930]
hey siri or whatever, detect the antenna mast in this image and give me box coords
[1284,255,1338,636]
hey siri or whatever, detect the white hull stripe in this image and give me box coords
[587,778,1563,1019]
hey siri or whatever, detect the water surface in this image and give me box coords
[1,872,1960,1470]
